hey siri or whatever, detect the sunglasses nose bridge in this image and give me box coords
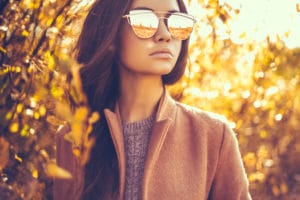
[157,16,168,27]
[156,16,170,34]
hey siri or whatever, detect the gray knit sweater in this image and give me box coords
[122,114,155,200]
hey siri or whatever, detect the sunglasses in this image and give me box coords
[123,9,196,40]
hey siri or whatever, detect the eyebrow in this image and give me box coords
[131,6,180,13]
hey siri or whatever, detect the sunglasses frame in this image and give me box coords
[122,10,196,40]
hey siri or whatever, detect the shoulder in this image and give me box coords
[174,101,230,128]
[172,100,237,145]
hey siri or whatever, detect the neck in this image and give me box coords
[118,73,164,123]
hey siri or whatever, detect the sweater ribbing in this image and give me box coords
[122,114,155,200]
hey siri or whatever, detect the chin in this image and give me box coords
[159,68,174,76]
[150,64,175,75]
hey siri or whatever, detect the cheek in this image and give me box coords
[119,38,143,68]
[119,25,137,65]
[119,25,151,70]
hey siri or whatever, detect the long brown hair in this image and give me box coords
[76,0,190,199]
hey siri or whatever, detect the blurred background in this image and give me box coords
[0,0,299,199]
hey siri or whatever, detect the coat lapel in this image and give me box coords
[142,119,172,199]
[104,108,125,200]
[104,91,177,200]
[142,92,177,199]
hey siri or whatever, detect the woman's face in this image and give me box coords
[118,0,182,78]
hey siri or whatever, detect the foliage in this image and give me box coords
[172,1,300,199]
[0,0,299,199]
[0,0,97,199]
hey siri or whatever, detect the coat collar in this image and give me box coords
[103,90,177,199]
[155,89,177,122]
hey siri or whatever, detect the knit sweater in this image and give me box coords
[122,114,155,200]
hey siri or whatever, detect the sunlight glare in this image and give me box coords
[225,0,300,48]
[187,0,300,48]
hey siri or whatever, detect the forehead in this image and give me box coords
[131,0,180,11]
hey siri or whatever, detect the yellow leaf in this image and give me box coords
[20,124,30,137]
[80,137,95,166]
[14,66,21,73]
[39,105,47,117]
[70,65,86,103]
[39,149,50,160]
[248,172,265,183]
[74,107,89,122]
[88,112,100,124]
[69,124,84,146]
[15,154,23,163]
[259,130,268,139]
[46,18,54,26]
[243,152,256,168]
[32,169,39,179]
[72,148,81,158]
[9,122,19,133]
[45,51,56,70]
[22,30,29,37]
[45,163,72,179]
[34,112,40,120]
[56,15,64,29]
[0,46,6,53]
[16,103,23,113]
[257,145,269,160]
[85,124,93,135]
[51,86,64,98]
[5,112,13,120]
[25,1,39,9]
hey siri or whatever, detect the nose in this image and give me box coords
[153,18,171,42]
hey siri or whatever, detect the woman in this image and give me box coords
[54,0,252,199]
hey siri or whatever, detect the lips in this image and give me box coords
[149,48,174,59]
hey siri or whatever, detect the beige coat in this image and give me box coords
[54,92,252,200]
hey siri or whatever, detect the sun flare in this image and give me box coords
[186,0,300,48]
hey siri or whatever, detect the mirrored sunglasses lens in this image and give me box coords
[129,12,158,38]
[168,15,194,40]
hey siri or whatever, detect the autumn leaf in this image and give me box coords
[45,162,72,179]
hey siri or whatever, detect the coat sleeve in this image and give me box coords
[209,123,252,200]
[53,125,84,200]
